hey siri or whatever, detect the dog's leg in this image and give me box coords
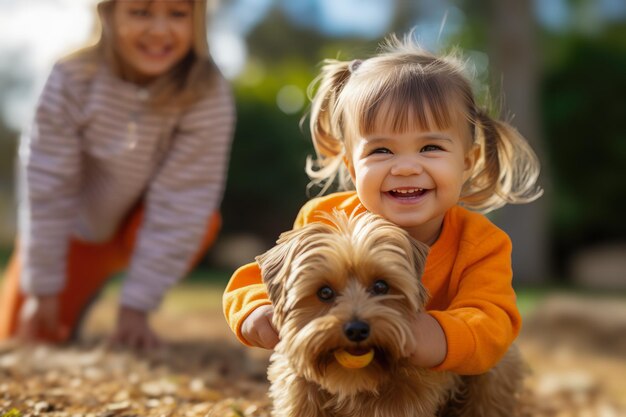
[439,345,527,417]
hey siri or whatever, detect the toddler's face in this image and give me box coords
[347,116,475,244]
[112,0,194,83]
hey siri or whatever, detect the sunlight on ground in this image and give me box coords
[1,269,625,415]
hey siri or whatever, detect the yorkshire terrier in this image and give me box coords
[256,210,524,417]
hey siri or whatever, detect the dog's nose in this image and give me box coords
[343,320,370,342]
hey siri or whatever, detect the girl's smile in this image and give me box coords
[385,187,429,203]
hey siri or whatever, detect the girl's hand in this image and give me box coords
[241,304,279,349]
[109,306,161,351]
[18,295,69,343]
[406,312,447,368]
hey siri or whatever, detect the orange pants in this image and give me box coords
[0,206,221,342]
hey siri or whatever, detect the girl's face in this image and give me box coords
[348,112,477,245]
[112,0,194,83]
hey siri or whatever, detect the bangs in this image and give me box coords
[345,68,471,138]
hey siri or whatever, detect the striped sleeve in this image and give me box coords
[121,76,236,311]
[19,63,83,295]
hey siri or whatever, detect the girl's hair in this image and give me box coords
[307,33,542,213]
[68,0,218,108]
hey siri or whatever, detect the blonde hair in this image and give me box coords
[68,0,217,108]
[307,33,542,213]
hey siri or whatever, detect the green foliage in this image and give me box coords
[220,14,382,243]
[1,409,22,417]
[220,63,315,242]
[541,25,626,260]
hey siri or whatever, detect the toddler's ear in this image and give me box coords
[463,143,481,182]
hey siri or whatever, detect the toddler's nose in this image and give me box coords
[343,320,370,342]
[391,156,423,176]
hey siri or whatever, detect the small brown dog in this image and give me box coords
[257,210,524,417]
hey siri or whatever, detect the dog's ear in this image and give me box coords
[256,222,334,327]
[408,236,430,310]
[255,230,297,322]
[256,226,316,326]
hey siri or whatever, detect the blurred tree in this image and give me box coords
[451,0,551,284]
[223,0,557,284]
[541,25,626,275]
[455,0,626,282]
[221,9,381,245]
[486,0,551,285]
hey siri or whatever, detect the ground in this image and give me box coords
[0,283,625,417]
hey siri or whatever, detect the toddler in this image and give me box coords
[224,33,541,374]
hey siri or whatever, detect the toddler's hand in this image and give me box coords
[406,312,447,368]
[241,304,279,349]
[109,306,161,351]
[18,295,69,343]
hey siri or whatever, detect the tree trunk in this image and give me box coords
[486,0,551,285]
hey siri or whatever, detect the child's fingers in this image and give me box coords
[260,326,279,349]
[107,323,161,352]
[242,305,279,349]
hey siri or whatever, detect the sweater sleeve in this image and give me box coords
[19,63,83,295]
[428,230,521,375]
[222,197,324,344]
[222,262,272,346]
[120,76,235,311]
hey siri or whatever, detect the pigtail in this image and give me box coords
[462,108,543,212]
[306,60,354,195]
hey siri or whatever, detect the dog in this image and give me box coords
[256,209,525,417]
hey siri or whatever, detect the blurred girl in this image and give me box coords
[0,0,235,349]
[223,33,542,374]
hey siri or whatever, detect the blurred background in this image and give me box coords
[1,0,625,290]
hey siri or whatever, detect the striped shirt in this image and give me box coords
[18,56,235,311]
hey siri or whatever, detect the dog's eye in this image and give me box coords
[317,286,335,302]
[371,280,389,295]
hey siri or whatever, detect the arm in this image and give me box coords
[19,63,82,295]
[223,262,276,347]
[17,63,82,341]
[222,198,328,347]
[427,231,521,375]
[407,312,447,368]
[119,77,235,313]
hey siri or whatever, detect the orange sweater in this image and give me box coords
[223,191,521,375]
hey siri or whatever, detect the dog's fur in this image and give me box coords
[257,210,525,417]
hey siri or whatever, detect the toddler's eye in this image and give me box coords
[370,147,391,155]
[317,286,335,302]
[371,280,389,295]
[421,144,442,152]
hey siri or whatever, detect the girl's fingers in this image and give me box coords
[262,330,279,349]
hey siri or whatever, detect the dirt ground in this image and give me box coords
[1,285,625,417]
